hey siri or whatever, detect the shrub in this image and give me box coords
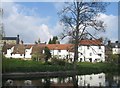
[51,58,66,66]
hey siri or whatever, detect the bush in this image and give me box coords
[51,58,66,66]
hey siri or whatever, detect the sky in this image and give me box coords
[1,1,118,44]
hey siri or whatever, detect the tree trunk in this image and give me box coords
[73,37,79,71]
[72,75,78,88]
[73,2,79,71]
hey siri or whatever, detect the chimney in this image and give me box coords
[108,40,111,45]
[115,41,118,43]
[16,35,20,44]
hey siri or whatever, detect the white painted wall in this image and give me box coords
[5,46,32,59]
[78,45,105,62]
[11,54,25,58]
[5,47,14,58]
[25,47,32,58]
[50,50,70,59]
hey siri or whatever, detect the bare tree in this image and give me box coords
[58,1,108,69]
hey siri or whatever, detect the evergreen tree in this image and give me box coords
[38,38,41,44]
[44,47,51,62]
[48,38,52,44]
[35,41,38,44]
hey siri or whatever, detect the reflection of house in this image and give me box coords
[4,73,106,87]
[78,73,105,86]
[78,39,105,62]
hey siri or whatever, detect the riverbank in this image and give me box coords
[2,58,119,74]
[3,71,78,79]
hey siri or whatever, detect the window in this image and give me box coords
[87,46,90,49]
[99,75,102,79]
[99,46,101,49]
[66,55,68,59]
[80,58,82,62]
[89,58,92,62]
[58,50,61,52]
[98,54,102,57]
[90,76,92,80]
[90,53,92,56]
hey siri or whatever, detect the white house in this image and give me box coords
[2,39,105,62]
[111,41,120,55]
[24,45,33,59]
[2,44,45,59]
[78,40,105,62]
[46,44,74,61]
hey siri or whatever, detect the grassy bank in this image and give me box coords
[2,58,119,74]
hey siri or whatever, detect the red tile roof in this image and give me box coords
[46,44,74,50]
[80,39,102,45]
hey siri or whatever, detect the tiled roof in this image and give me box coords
[80,39,102,45]
[12,45,25,54]
[2,44,15,54]
[2,44,46,55]
[24,44,34,49]
[110,43,120,48]
[31,44,46,54]
[46,44,74,50]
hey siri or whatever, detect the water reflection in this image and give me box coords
[3,73,120,87]
[77,73,105,86]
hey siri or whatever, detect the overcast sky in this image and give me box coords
[2,2,118,44]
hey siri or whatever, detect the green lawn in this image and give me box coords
[2,58,119,74]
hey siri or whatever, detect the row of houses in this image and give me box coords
[1,35,120,62]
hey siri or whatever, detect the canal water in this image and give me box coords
[2,73,120,87]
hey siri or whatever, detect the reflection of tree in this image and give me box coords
[106,73,113,87]
[43,78,51,88]
[72,75,78,88]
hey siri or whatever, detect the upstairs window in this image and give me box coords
[98,54,102,57]
[58,50,61,52]
[87,46,90,49]
[99,46,101,49]
[90,53,92,56]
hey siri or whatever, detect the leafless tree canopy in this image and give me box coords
[58,1,108,40]
[58,1,108,63]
